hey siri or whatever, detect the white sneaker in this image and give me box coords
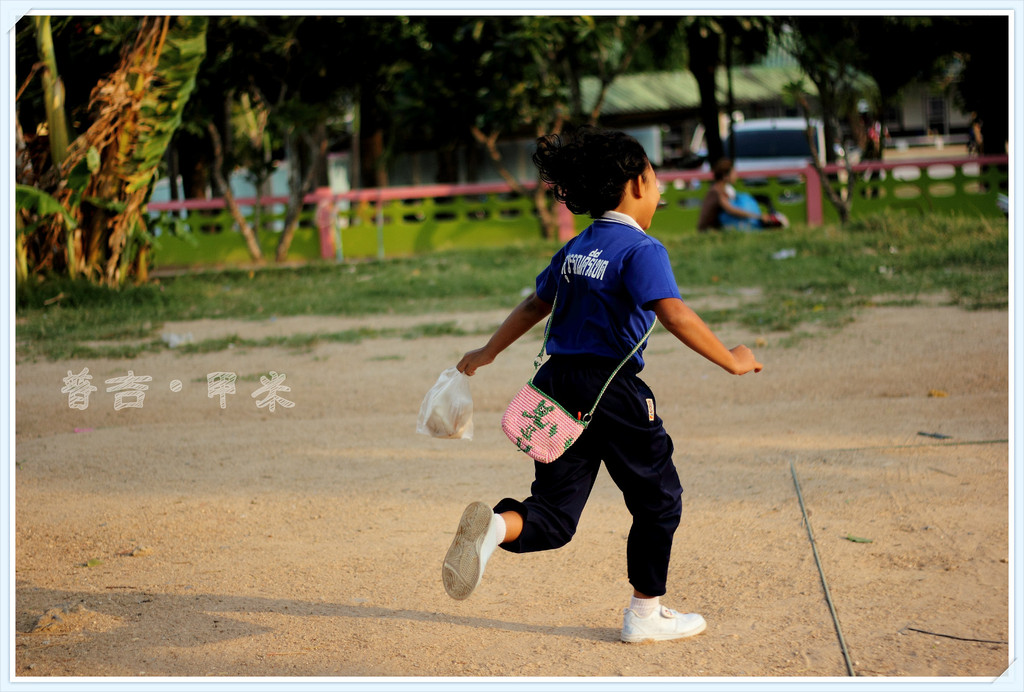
[442,502,498,600]
[621,605,707,643]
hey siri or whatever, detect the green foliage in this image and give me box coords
[15,185,78,230]
[461,16,667,132]
[16,16,208,285]
[17,15,1008,272]
[127,16,208,194]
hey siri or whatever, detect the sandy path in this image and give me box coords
[13,303,1011,679]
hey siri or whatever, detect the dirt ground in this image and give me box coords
[11,298,1014,683]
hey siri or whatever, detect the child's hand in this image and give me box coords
[457,347,495,376]
[729,345,763,375]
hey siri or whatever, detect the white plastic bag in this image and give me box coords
[417,367,474,440]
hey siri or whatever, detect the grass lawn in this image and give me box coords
[15,212,1008,361]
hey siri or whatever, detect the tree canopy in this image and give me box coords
[14,13,1010,283]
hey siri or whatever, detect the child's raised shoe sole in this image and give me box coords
[442,501,494,600]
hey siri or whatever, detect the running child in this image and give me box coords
[443,126,762,644]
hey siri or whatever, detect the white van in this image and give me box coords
[693,117,827,172]
[725,118,826,171]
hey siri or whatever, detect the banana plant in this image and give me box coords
[32,16,70,169]
[14,146,101,281]
[16,16,207,286]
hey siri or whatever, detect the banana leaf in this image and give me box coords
[18,16,208,286]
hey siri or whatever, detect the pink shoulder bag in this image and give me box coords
[501,290,656,464]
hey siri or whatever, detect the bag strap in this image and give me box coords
[530,282,657,423]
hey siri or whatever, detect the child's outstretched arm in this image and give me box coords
[650,297,762,375]
[457,292,553,376]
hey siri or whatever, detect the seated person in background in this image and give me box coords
[697,158,787,232]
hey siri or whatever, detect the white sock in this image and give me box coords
[488,513,506,549]
[478,513,505,574]
[630,595,660,618]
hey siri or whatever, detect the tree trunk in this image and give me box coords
[533,184,559,239]
[436,145,459,184]
[176,130,211,198]
[798,103,852,225]
[276,130,326,262]
[470,124,561,240]
[166,146,180,201]
[687,23,723,165]
[470,126,526,193]
[358,86,390,189]
[208,122,264,261]
[587,21,662,125]
[33,16,70,170]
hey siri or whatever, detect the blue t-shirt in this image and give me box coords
[535,217,682,369]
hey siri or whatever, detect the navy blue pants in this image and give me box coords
[494,355,683,597]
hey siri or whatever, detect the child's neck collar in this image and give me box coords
[600,210,645,233]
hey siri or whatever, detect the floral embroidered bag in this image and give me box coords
[501,289,655,464]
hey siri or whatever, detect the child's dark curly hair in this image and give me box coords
[532,126,650,218]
